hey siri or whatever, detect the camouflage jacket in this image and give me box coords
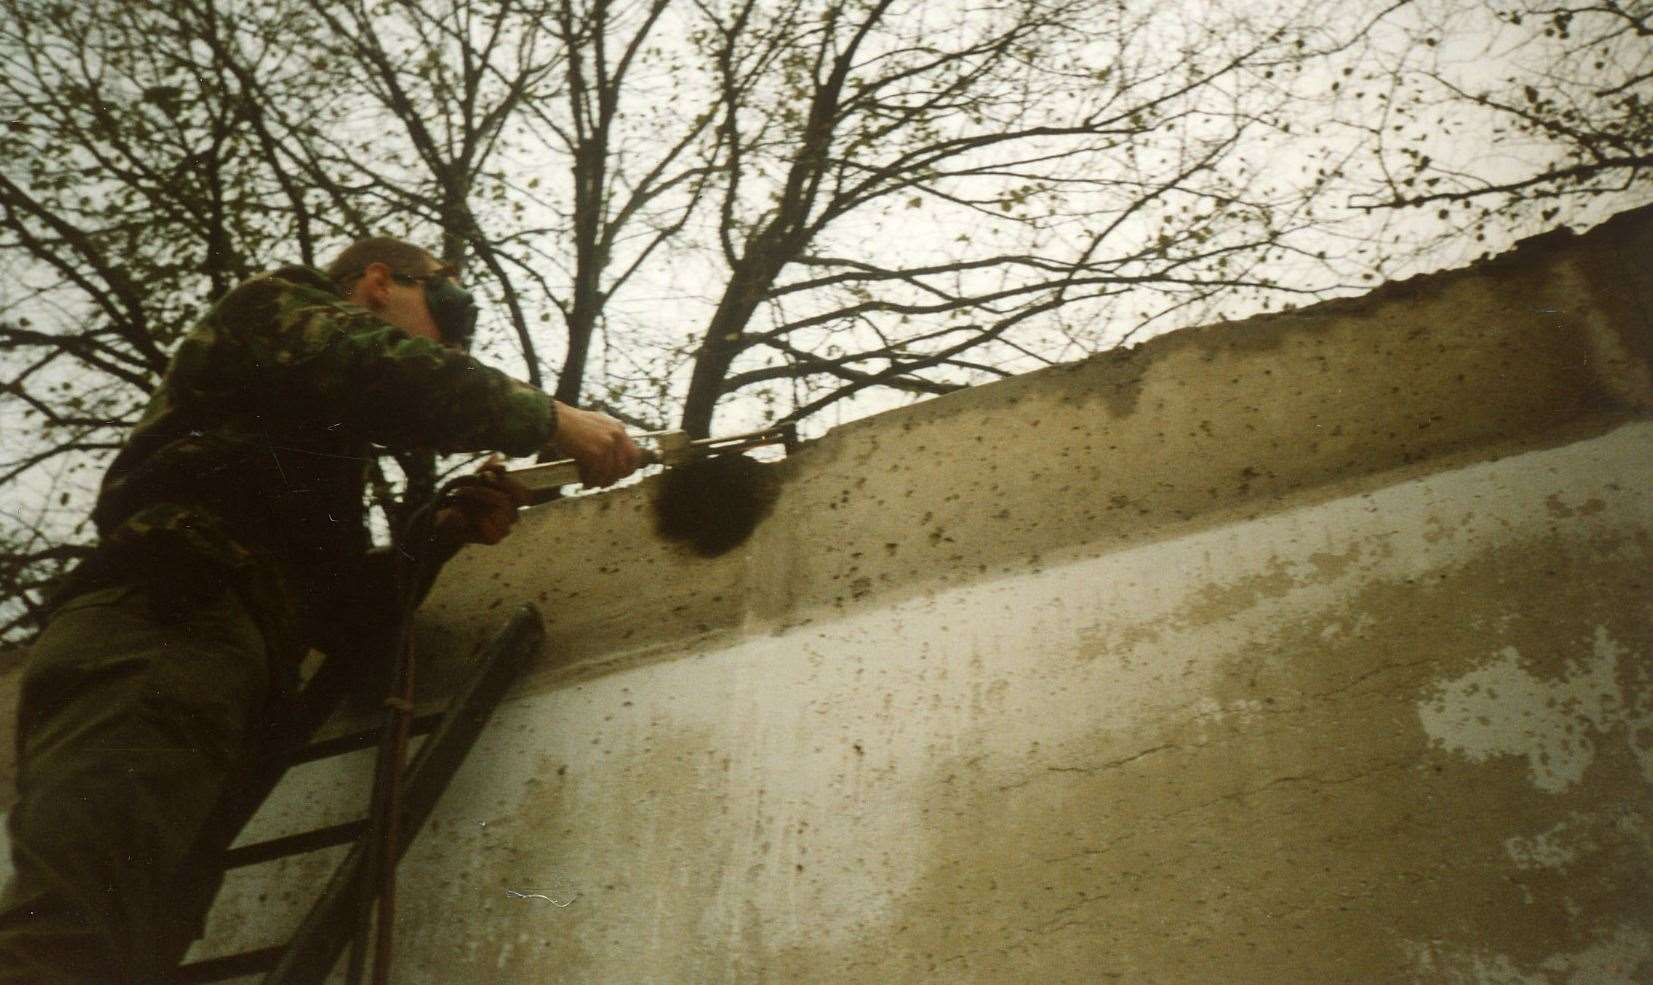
[80,265,556,667]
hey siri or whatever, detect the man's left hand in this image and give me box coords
[434,459,532,546]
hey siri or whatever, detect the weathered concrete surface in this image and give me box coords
[198,421,1653,984]
[3,208,1651,981]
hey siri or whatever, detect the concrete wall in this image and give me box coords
[8,206,1653,982]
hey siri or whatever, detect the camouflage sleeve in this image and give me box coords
[186,269,556,456]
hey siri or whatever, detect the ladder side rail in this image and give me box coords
[262,604,544,985]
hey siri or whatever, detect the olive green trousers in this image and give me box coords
[0,583,271,984]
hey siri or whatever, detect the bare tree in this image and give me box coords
[16,0,1625,642]
[1351,0,1651,238]
[0,0,733,635]
[291,0,729,429]
[528,0,721,411]
[657,0,1410,436]
[0,0,588,631]
[0,0,321,628]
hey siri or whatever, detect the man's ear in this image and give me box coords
[353,262,394,310]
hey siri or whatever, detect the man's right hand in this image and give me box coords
[547,401,644,487]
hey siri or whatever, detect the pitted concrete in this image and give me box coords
[202,420,1653,984]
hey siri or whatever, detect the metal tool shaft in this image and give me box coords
[504,424,795,497]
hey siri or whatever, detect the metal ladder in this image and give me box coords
[170,604,544,984]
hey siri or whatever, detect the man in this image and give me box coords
[0,237,643,982]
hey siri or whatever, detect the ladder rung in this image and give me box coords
[172,944,285,983]
[289,712,444,765]
[169,606,543,985]
[221,819,369,870]
[266,605,543,983]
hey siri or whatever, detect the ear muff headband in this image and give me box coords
[423,277,478,351]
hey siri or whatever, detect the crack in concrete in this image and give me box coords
[1153,759,1421,825]
[995,742,1181,793]
[1306,656,1441,701]
[1047,743,1182,775]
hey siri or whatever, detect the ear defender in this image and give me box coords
[425,278,478,351]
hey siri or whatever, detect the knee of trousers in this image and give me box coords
[3,582,274,977]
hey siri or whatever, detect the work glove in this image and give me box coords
[433,457,532,546]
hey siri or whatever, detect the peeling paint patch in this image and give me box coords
[1416,627,1650,794]
[1504,815,1587,871]
[1407,923,1653,984]
[1504,809,1652,873]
